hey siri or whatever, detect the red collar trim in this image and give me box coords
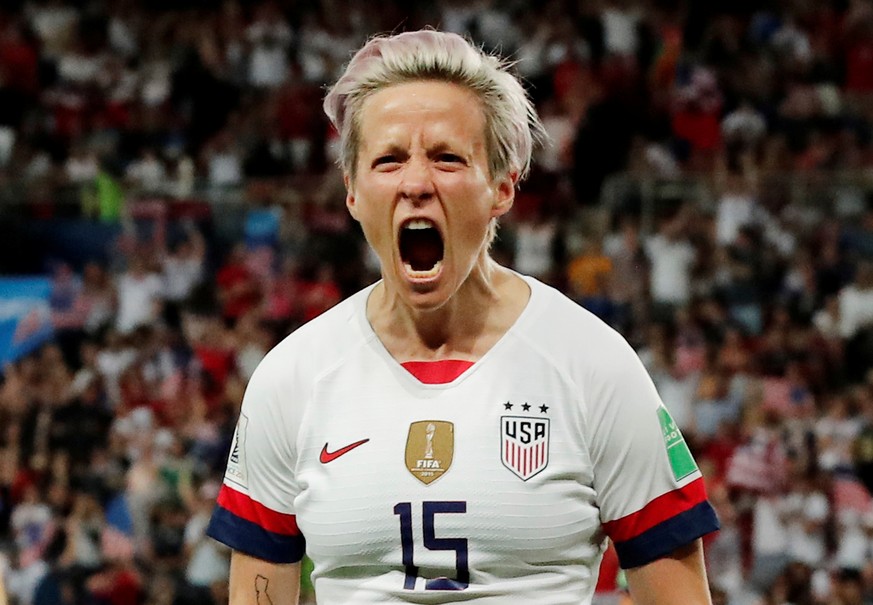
[400,360,475,384]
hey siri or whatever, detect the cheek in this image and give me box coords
[454,185,498,235]
[356,204,393,252]
[447,212,494,259]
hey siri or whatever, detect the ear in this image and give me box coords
[344,173,359,221]
[490,171,517,219]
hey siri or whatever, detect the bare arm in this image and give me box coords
[230,550,301,605]
[0,570,8,605]
[625,539,712,605]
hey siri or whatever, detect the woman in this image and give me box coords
[207,30,718,604]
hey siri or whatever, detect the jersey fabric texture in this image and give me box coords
[207,275,719,604]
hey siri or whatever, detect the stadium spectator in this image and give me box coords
[114,256,163,336]
[125,148,167,195]
[511,208,558,281]
[645,209,697,318]
[159,225,206,330]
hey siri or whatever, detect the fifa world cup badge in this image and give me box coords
[405,421,454,485]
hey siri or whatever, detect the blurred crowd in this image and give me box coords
[2,1,873,604]
[3,0,873,207]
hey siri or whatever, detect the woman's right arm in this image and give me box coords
[230,550,301,605]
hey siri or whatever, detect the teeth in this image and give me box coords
[405,219,435,230]
[404,260,442,279]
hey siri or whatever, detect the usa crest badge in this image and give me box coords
[405,420,454,485]
[501,416,550,480]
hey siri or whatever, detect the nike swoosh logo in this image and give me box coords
[320,438,370,464]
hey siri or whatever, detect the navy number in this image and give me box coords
[393,502,418,589]
[393,501,469,591]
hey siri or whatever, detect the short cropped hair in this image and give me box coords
[323,29,545,182]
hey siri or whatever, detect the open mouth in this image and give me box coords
[399,219,444,279]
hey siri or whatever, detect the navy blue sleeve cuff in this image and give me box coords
[207,505,307,564]
[613,500,720,569]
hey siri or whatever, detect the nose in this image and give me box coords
[399,157,435,204]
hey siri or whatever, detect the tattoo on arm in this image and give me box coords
[255,575,274,605]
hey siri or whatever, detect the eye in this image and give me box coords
[372,155,401,170]
[435,153,466,167]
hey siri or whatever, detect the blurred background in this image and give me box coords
[1,0,873,604]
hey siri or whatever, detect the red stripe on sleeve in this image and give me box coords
[401,360,475,384]
[217,484,300,536]
[601,477,708,543]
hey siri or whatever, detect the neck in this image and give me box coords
[368,257,528,362]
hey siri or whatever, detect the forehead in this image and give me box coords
[357,80,487,150]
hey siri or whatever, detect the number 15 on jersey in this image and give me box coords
[394,501,469,591]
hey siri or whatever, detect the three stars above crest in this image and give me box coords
[502,401,549,413]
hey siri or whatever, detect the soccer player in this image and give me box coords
[207,29,719,604]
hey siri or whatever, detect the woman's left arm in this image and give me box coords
[625,539,713,605]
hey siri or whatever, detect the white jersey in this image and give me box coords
[207,276,718,604]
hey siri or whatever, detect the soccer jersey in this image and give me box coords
[207,275,719,604]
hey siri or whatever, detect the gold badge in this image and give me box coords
[405,421,454,485]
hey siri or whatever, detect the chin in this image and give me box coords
[400,282,455,312]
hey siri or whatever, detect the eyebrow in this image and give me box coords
[368,143,408,158]
[427,142,464,157]
[365,139,472,160]
[385,144,409,156]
